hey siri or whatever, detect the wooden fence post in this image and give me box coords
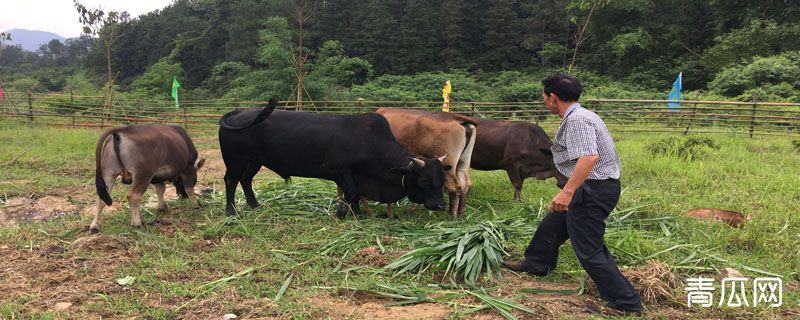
[749,94,758,138]
[70,89,76,127]
[683,102,697,135]
[135,98,141,124]
[27,90,33,125]
[100,95,105,127]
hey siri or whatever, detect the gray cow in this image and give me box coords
[93,124,204,232]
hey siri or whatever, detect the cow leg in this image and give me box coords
[153,182,168,213]
[240,162,261,209]
[387,203,394,219]
[456,166,472,216]
[448,192,460,218]
[90,173,117,233]
[443,156,462,218]
[127,181,150,228]
[223,164,245,216]
[334,173,361,219]
[507,167,524,202]
[360,198,374,217]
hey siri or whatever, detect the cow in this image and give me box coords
[374,108,477,218]
[218,99,448,218]
[93,124,204,232]
[687,208,752,228]
[470,117,567,201]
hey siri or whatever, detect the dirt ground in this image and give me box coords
[0,234,139,316]
[0,148,794,319]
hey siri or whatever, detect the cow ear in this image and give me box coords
[196,158,206,169]
[391,166,413,175]
[540,148,553,157]
[268,97,278,109]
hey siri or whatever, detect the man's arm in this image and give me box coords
[550,155,598,212]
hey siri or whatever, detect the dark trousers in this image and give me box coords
[522,179,642,311]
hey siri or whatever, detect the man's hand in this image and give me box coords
[550,189,574,213]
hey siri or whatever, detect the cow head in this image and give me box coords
[391,157,448,211]
[183,158,206,188]
[175,158,206,198]
[537,148,568,188]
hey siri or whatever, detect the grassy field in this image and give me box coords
[0,120,799,319]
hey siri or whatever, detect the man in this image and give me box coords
[502,73,643,316]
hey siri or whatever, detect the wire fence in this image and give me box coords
[1,91,799,137]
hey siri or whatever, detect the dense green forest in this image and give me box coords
[2,0,800,102]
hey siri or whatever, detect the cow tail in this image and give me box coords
[460,122,476,158]
[95,129,115,206]
[219,97,278,130]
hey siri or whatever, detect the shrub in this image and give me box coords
[645,136,720,160]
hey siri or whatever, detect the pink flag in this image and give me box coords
[0,86,5,100]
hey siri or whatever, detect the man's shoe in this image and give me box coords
[585,302,643,317]
[501,260,527,272]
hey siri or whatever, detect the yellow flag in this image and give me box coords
[442,80,451,112]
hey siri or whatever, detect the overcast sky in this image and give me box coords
[1,0,174,38]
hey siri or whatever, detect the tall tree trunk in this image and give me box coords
[295,0,305,111]
[104,33,114,125]
[106,43,113,111]
[568,3,596,73]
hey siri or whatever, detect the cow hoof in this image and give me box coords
[88,226,100,234]
[248,202,261,210]
[157,207,169,213]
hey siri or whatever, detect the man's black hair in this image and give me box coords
[542,73,582,102]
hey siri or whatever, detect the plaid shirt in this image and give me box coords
[551,103,620,180]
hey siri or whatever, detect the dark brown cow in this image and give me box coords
[375,108,477,217]
[470,117,567,201]
[93,124,204,232]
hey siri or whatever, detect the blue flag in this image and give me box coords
[667,72,682,110]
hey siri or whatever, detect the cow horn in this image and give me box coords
[409,157,425,168]
[437,154,447,163]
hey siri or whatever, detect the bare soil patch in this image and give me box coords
[1,196,80,226]
[308,290,451,319]
[0,234,139,316]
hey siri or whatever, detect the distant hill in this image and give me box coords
[3,28,66,52]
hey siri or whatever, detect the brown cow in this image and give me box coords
[470,117,567,201]
[375,108,476,217]
[93,124,204,232]
[687,208,752,228]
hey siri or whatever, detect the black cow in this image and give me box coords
[218,99,449,218]
[470,117,568,201]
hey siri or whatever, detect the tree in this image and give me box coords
[0,32,11,67]
[74,0,130,113]
[567,0,612,72]
[292,0,320,110]
[481,0,525,70]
